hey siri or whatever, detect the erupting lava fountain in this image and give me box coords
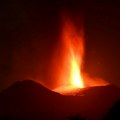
[53,14,109,95]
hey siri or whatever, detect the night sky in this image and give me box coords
[0,0,120,92]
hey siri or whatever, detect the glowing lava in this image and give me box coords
[61,16,85,88]
[53,15,85,94]
[69,48,84,88]
[53,14,109,95]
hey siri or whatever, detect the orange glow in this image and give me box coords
[53,14,109,95]
[62,16,84,89]
[53,15,85,94]
[69,43,84,88]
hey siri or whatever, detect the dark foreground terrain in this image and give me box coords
[0,80,120,120]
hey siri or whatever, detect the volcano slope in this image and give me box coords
[0,80,120,120]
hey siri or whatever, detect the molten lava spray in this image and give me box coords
[53,15,85,94]
[53,14,109,95]
[61,17,84,88]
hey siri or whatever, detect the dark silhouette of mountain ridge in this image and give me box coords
[0,80,120,120]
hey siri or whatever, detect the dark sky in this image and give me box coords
[84,3,120,88]
[0,0,120,92]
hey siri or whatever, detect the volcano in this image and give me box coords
[0,80,120,120]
